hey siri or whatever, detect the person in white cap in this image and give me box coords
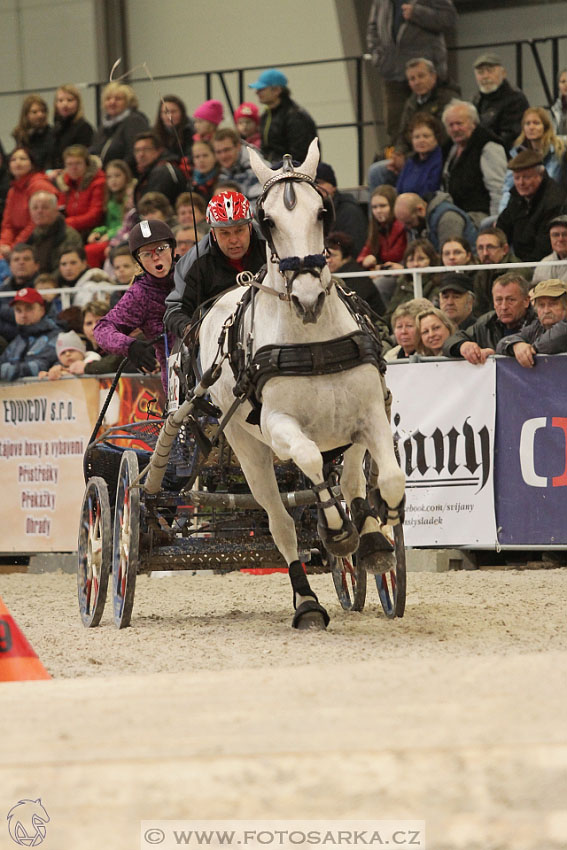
[39,329,101,380]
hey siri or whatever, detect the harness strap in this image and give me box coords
[249,330,383,398]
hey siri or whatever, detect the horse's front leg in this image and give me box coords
[263,411,359,557]
[223,421,329,630]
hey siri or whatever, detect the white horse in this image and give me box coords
[194,140,404,628]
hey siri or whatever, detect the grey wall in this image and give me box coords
[0,0,100,147]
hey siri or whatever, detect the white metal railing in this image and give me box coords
[1,259,566,308]
[0,283,128,309]
[336,259,567,298]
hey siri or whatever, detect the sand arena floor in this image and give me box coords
[0,567,566,850]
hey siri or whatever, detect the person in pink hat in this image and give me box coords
[192,99,224,142]
[233,102,261,149]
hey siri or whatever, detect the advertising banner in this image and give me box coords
[0,375,164,553]
[495,354,567,545]
[387,360,498,547]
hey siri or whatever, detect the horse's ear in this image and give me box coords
[248,145,274,187]
[300,138,320,179]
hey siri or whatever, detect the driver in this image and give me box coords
[164,189,266,342]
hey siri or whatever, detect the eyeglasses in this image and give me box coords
[138,244,171,261]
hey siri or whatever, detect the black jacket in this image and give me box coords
[496,173,565,261]
[16,125,56,170]
[444,124,505,214]
[443,304,537,356]
[133,155,187,207]
[333,191,368,258]
[28,214,83,273]
[260,95,317,164]
[333,259,385,316]
[473,80,530,153]
[51,116,94,169]
[165,229,267,338]
[90,109,149,169]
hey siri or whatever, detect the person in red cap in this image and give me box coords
[233,102,261,149]
[0,287,59,381]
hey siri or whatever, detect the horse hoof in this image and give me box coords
[318,521,359,557]
[358,530,395,573]
[364,550,396,574]
[292,600,329,630]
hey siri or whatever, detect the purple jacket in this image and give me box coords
[93,269,175,391]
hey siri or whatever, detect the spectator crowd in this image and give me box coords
[1,2,567,388]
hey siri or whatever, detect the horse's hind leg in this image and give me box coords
[263,411,358,557]
[341,444,396,573]
[362,398,405,525]
[224,422,329,630]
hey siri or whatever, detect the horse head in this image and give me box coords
[249,138,333,324]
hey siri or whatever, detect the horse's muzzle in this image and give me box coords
[292,291,326,324]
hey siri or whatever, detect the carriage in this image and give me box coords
[78,407,406,628]
[77,139,407,631]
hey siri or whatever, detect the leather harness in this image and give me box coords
[221,279,386,426]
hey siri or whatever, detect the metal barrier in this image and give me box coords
[1,34,566,186]
[336,259,567,299]
[1,260,566,309]
[0,283,128,310]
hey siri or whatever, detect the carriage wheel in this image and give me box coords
[112,451,140,629]
[375,523,406,618]
[77,477,111,627]
[330,550,367,611]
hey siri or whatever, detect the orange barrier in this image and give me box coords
[0,595,50,681]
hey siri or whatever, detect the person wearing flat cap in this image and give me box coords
[496,149,565,262]
[496,278,567,367]
[472,53,529,153]
[532,215,567,285]
[437,271,476,329]
[0,287,59,381]
[248,68,317,165]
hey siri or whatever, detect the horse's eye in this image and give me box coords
[264,217,274,229]
[317,208,326,220]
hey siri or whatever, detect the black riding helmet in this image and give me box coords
[128,219,176,272]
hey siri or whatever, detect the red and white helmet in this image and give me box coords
[206,190,252,227]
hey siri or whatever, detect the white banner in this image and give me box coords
[386,359,498,547]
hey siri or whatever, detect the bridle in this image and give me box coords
[250,154,335,302]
